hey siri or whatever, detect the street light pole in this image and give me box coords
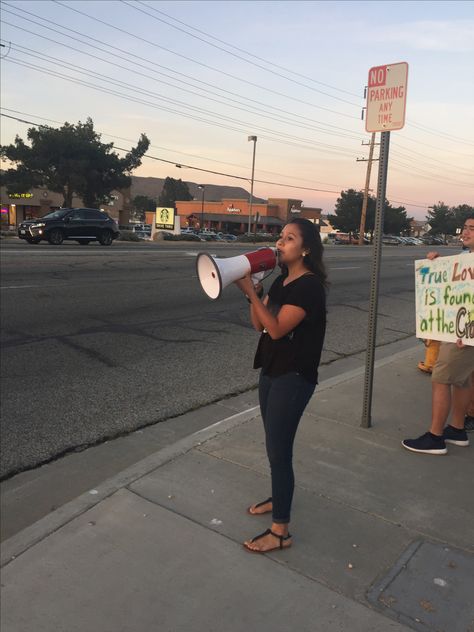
[198,184,205,230]
[247,135,257,235]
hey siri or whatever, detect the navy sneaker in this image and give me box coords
[402,432,447,455]
[443,425,469,446]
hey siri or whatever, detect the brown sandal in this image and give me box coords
[247,497,272,516]
[243,528,292,553]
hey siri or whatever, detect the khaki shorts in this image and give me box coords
[431,342,474,388]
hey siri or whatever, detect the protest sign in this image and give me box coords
[415,253,474,346]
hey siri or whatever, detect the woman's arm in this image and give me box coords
[235,274,306,339]
[249,294,269,331]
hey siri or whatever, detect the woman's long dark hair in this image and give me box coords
[280,217,328,288]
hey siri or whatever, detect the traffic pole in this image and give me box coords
[361,130,390,428]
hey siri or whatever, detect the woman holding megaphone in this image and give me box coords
[234,217,327,553]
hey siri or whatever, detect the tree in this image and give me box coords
[426,203,457,238]
[132,195,157,222]
[157,177,192,207]
[452,204,474,230]
[328,189,413,240]
[383,202,412,235]
[0,118,149,208]
[327,189,375,239]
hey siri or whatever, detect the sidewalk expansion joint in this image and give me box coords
[126,487,367,608]
[305,487,474,556]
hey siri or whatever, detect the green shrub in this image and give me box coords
[161,233,201,241]
[117,230,141,241]
[236,234,278,243]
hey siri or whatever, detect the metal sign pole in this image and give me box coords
[361,130,390,428]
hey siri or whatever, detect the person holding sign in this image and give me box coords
[403,215,474,454]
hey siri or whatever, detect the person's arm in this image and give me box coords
[235,274,306,339]
[249,290,269,332]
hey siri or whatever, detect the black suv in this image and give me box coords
[18,208,120,246]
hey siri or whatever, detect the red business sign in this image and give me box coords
[366,62,408,132]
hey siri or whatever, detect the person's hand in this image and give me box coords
[234,275,263,299]
[234,273,255,296]
[427,251,439,260]
[456,338,466,349]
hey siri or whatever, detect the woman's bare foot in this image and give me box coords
[247,498,272,515]
[244,524,292,553]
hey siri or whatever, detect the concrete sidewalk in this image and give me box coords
[2,346,473,632]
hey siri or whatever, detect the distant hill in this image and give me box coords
[130,176,266,204]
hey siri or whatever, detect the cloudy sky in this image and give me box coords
[1,0,473,219]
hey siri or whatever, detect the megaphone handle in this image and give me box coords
[251,271,265,283]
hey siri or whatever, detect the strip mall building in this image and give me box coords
[1,186,322,234]
[146,198,322,234]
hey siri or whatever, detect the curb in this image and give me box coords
[1,344,420,567]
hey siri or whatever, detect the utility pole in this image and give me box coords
[198,185,205,230]
[247,136,257,235]
[356,133,378,245]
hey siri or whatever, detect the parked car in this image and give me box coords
[219,233,237,241]
[382,235,401,246]
[18,208,120,245]
[420,235,446,246]
[198,230,218,241]
[334,233,352,244]
[181,233,205,242]
[132,224,152,236]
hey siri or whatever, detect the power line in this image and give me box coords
[0,107,348,188]
[392,141,474,174]
[139,2,473,149]
[132,1,362,99]
[390,152,474,182]
[6,39,471,187]
[121,0,361,107]
[391,141,474,175]
[3,54,360,159]
[1,6,363,134]
[396,127,474,156]
[4,1,472,162]
[389,159,473,188]
[407,121,474,147]
[50,0,358,120]
[0,112,340,193]
[4,3,472,163]
[0,111,449,209]
[4,39,362,144]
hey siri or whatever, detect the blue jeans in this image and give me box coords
[258,371,316,524]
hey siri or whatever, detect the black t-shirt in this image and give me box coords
[253,273,326,384]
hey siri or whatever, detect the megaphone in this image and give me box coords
[196,247,277,300]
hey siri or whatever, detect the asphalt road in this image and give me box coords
[0,239,458,478]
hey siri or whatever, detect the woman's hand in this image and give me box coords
[234,273,255,296]
[427,251,439,260]
[456,338,466,349]
[234,275,263,298]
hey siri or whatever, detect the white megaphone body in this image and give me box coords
[196,247,277,300]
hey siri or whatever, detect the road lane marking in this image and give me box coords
[0,284,70,290]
